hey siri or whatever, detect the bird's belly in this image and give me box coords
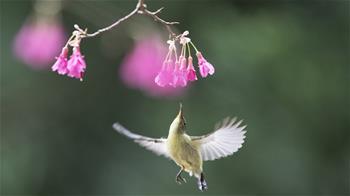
[167,138,202,174]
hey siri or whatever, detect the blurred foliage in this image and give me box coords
[1,0,349,195]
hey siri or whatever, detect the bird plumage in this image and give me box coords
[192,117,246,161]
[112,104,247,191]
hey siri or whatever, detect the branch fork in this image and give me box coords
[72,0,179,39]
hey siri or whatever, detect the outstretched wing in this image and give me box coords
[191,117,247,161]
[112,122,169,158]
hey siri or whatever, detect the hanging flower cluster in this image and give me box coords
[52,31,87,81]
[155,31,215,88]
[48,0,216,86]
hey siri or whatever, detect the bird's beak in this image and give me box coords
[175,103,186,131]
[177,103,183,118]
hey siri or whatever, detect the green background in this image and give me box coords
[1,0,349,195]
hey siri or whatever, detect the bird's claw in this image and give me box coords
[175,175,187,184]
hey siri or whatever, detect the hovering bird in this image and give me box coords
[112,104,247,191]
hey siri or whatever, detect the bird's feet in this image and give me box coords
[175,175,187,184]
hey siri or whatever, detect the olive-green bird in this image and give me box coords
[112,104,247,191]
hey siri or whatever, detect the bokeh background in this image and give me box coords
[1,0,349,195]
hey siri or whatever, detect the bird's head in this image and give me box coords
[169,103,187,134]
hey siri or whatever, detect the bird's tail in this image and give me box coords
[197,173,208,191]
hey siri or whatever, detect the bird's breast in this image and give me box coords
[166,133,202,173]
[166,133,184,157]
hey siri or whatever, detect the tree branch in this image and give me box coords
[74,0,179,39]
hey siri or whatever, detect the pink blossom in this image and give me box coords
[52,47,68,75]
[172,56,188,87]
[67,47,86,81]
[13,20,66,69]
[155,60,174,87]
[196,52,215,78]
[186,56,197,81]
[120,36,185,97]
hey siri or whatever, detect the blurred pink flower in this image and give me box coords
[67,47,86,81]
[120,36,185,97]
[13,19,66,69]
[196,52,215,78]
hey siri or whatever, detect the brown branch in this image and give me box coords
[143,9,178,38]
[73,0,179,39]
[77,1,141,38]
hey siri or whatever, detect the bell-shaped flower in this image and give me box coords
[67,47,86,81]
[172,57,187,87]
[186,56,197,81]
[155,60,174,87]
[51,46,68,75]
[196,52,215,78]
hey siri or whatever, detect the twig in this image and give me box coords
[74,0,179,39]
[77,2,140,38]
[143,9,178,38]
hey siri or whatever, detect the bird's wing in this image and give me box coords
[191,117,247,161]
[112,122,169,158]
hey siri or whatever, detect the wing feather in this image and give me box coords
[192,117,247,161]
[112,122,169,158]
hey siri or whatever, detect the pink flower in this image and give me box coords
[172,56,188,87]
[13,19,66,69]
[120,36,185,97]
[155,60,174,87]
[52,47,68,75]
[186,56,197,81]
[67,47,86,81]
[196,52,215,78]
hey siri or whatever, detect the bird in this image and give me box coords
[112,103,247,191]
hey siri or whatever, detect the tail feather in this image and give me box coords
[197,173,208,191]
